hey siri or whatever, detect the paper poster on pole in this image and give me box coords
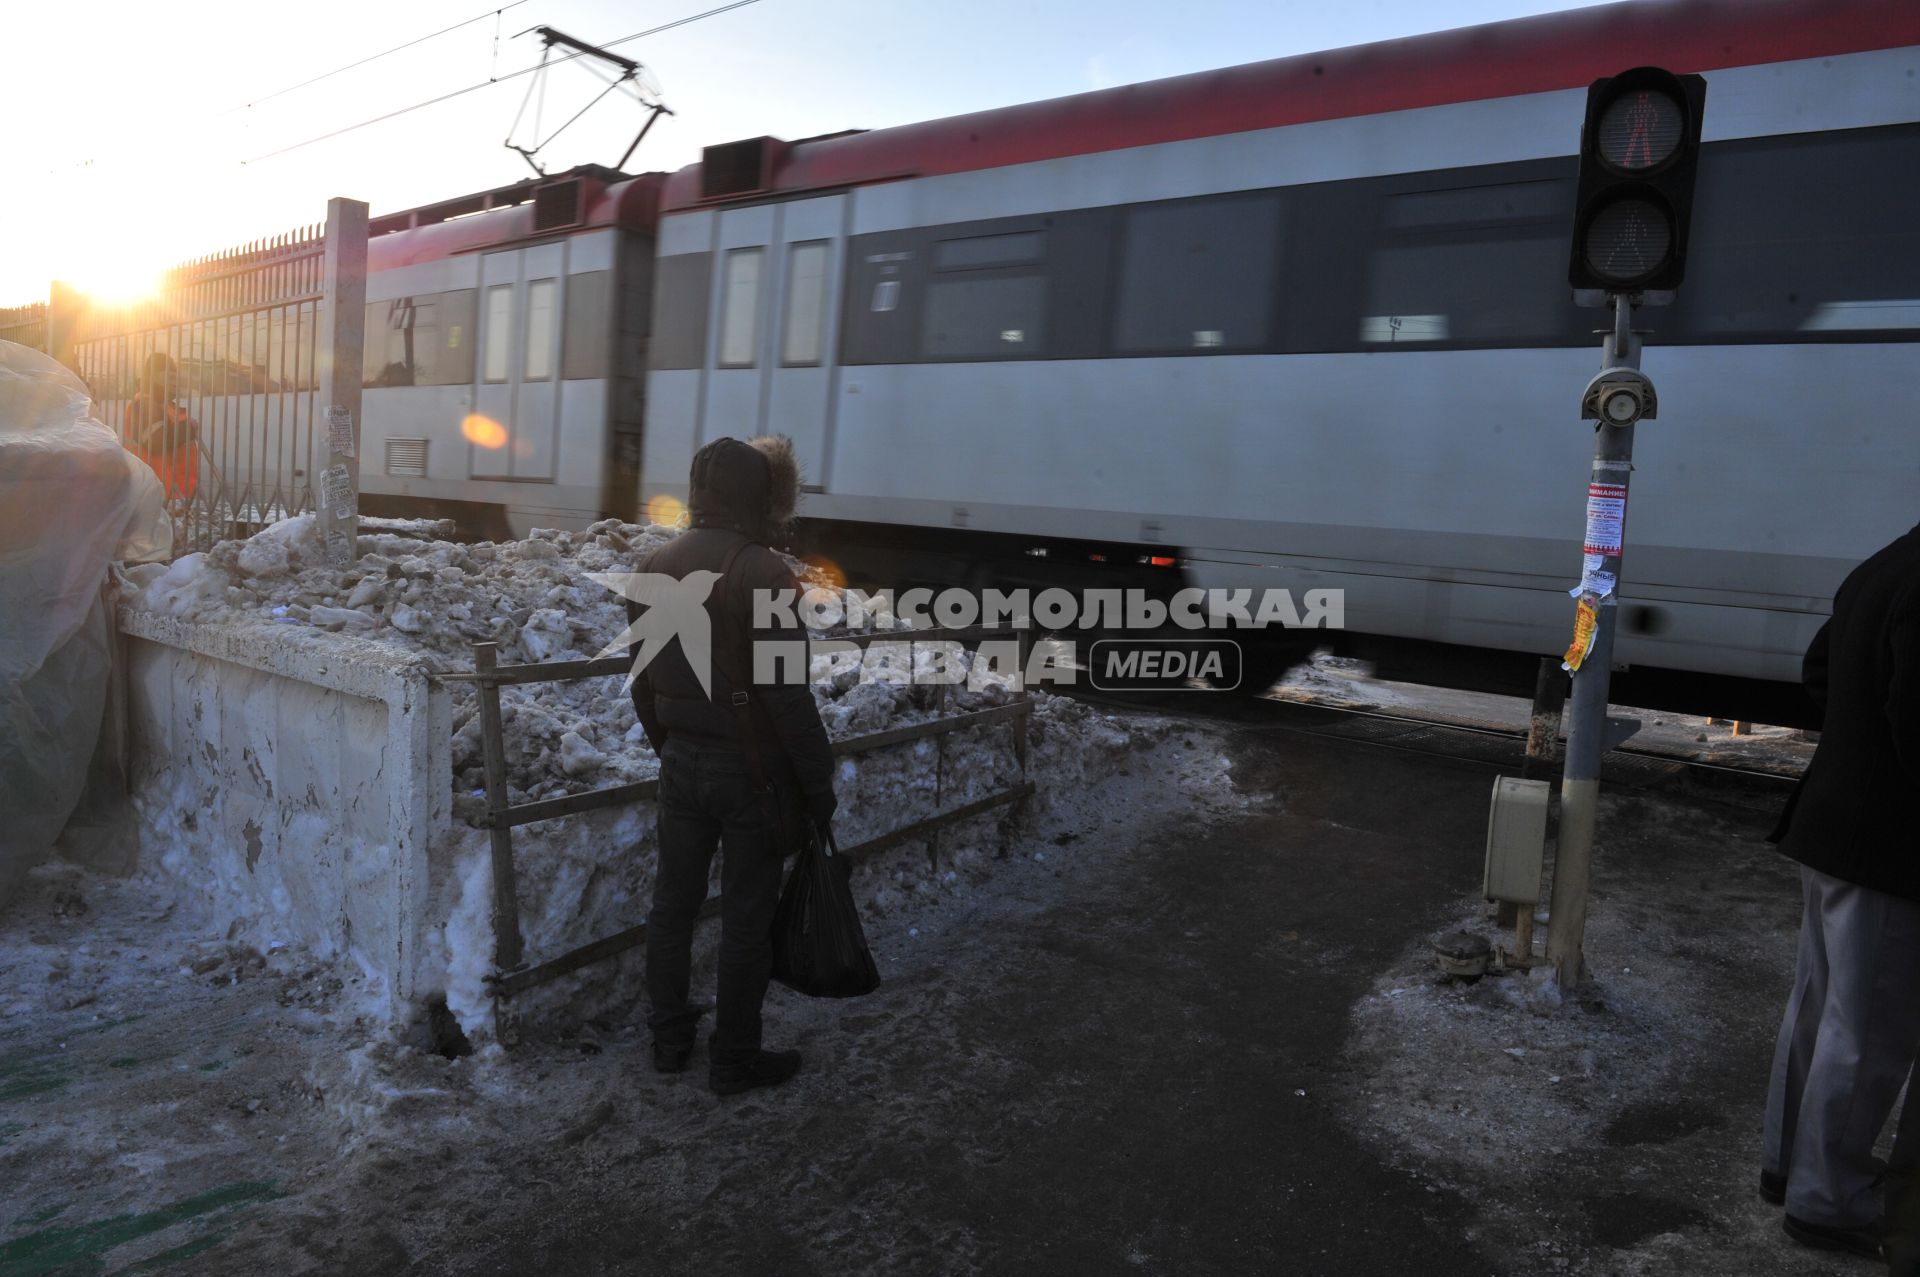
[320,464,355,517]
[1571,552,1618,599]
[326,405,356,458]
[1562,597,1600,672]
[1583,483,1627,556]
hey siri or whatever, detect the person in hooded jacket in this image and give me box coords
[628,434,836,1096]
[124,352,200,503]
[1761,520,1920,1261]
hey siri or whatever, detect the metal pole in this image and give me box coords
[1545,293,1639,988]
[316,196,368,567]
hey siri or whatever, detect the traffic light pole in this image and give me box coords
[1545,293,1641,988]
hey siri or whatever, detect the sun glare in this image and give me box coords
[70,266,162,309]
[52,235,165,308]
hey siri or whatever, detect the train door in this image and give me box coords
[700,204,776,456]
[698,196,846,485]
[472,244,565,480]
[763,195,846,487]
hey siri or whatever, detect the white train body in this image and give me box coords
[227,0,1918,719]
[634,1,1920,718]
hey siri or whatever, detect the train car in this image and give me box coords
[356,164,666,538]
[57,167,667,544]
[637,0,1920,723]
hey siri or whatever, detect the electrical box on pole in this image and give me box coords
[1568,68,1707,298]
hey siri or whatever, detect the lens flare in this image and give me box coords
[461,414,507,448]
[644,494,687,528]
[801,555,847,590]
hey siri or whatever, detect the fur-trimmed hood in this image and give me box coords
[686,434,802,541]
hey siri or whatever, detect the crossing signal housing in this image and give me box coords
[1568,67,1707,295]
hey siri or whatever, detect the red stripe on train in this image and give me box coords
[661,0,1920,211]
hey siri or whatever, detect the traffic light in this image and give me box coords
[1568,67,1707,295]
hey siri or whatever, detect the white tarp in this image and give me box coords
[1,340,170,899]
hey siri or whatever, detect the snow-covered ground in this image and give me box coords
[1273,649,1816,776]
[0,689,1247,1273]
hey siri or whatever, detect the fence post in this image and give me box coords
[47,281,84,374]
[316,197,368,566]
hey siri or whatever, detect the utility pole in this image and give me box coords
[1545,294,1641,986]
[1541,67,1705,986]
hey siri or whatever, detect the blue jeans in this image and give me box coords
[646,738,795,1065]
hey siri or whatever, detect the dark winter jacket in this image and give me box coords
[1770,522,1920,899]
[627,435,835,822]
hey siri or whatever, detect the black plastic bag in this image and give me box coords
[771,825,881,998]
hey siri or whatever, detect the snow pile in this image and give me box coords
[119,515,1244,1039]
[121,514,1025,806]
[124,513,676,662]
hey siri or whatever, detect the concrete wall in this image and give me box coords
[119,610,451,1022]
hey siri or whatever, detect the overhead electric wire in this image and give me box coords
[220,0,532,115]
[48,0,533,176]
[242,0,763,165]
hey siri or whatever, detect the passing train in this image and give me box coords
[87,0,1920,721]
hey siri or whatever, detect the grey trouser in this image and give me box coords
[1764,865,1920,1226]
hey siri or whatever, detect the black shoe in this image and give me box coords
[1783,1213,1884,1260]
[1760,1169,1786,1205]
[652,1041,693,1074]
[709,1048,803,1096]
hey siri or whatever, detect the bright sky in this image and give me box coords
[4,0,1614,306]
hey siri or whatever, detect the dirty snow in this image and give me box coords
[1333,789,1867,1276]
[114,515,1243,1040]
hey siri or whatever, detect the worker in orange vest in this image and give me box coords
[124,352,199,502]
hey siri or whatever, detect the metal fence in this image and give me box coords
[0,301,46,350]
[454,624,1035,1046]
[58,200,366,557]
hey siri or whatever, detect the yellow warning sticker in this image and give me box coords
[1563,597,1599,673]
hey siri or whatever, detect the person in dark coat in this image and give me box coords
[1761,520,1920,1261]
[628,435,836,1096]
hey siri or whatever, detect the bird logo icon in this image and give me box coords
[589,570,725,697]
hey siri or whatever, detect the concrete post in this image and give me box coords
[47,280,85,374]
[316,197,368,566]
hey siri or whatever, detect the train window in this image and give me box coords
[434,290,476,385]
[838,231,922,365]
[1359,236,1571,346]
[933,232,1044,271]
[483,285,512,382]
[650,254,711,371]
[718,247,763,368]
[1112,194,1282,354]
[524,278,556,382]
[365,299,428,387]
[363,289,476,387]
[781,241,830,366]
[562,271,610,379]
[1385,181,1563,229]
[923,275,1045,358]
[1357,177,1578,348]
[1671,126,1920,340]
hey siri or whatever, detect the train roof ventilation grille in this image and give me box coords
[702,137,787,200]
[385,438,429,477]
[533,180,584,232]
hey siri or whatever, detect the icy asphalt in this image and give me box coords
[0,684,1870,1276]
